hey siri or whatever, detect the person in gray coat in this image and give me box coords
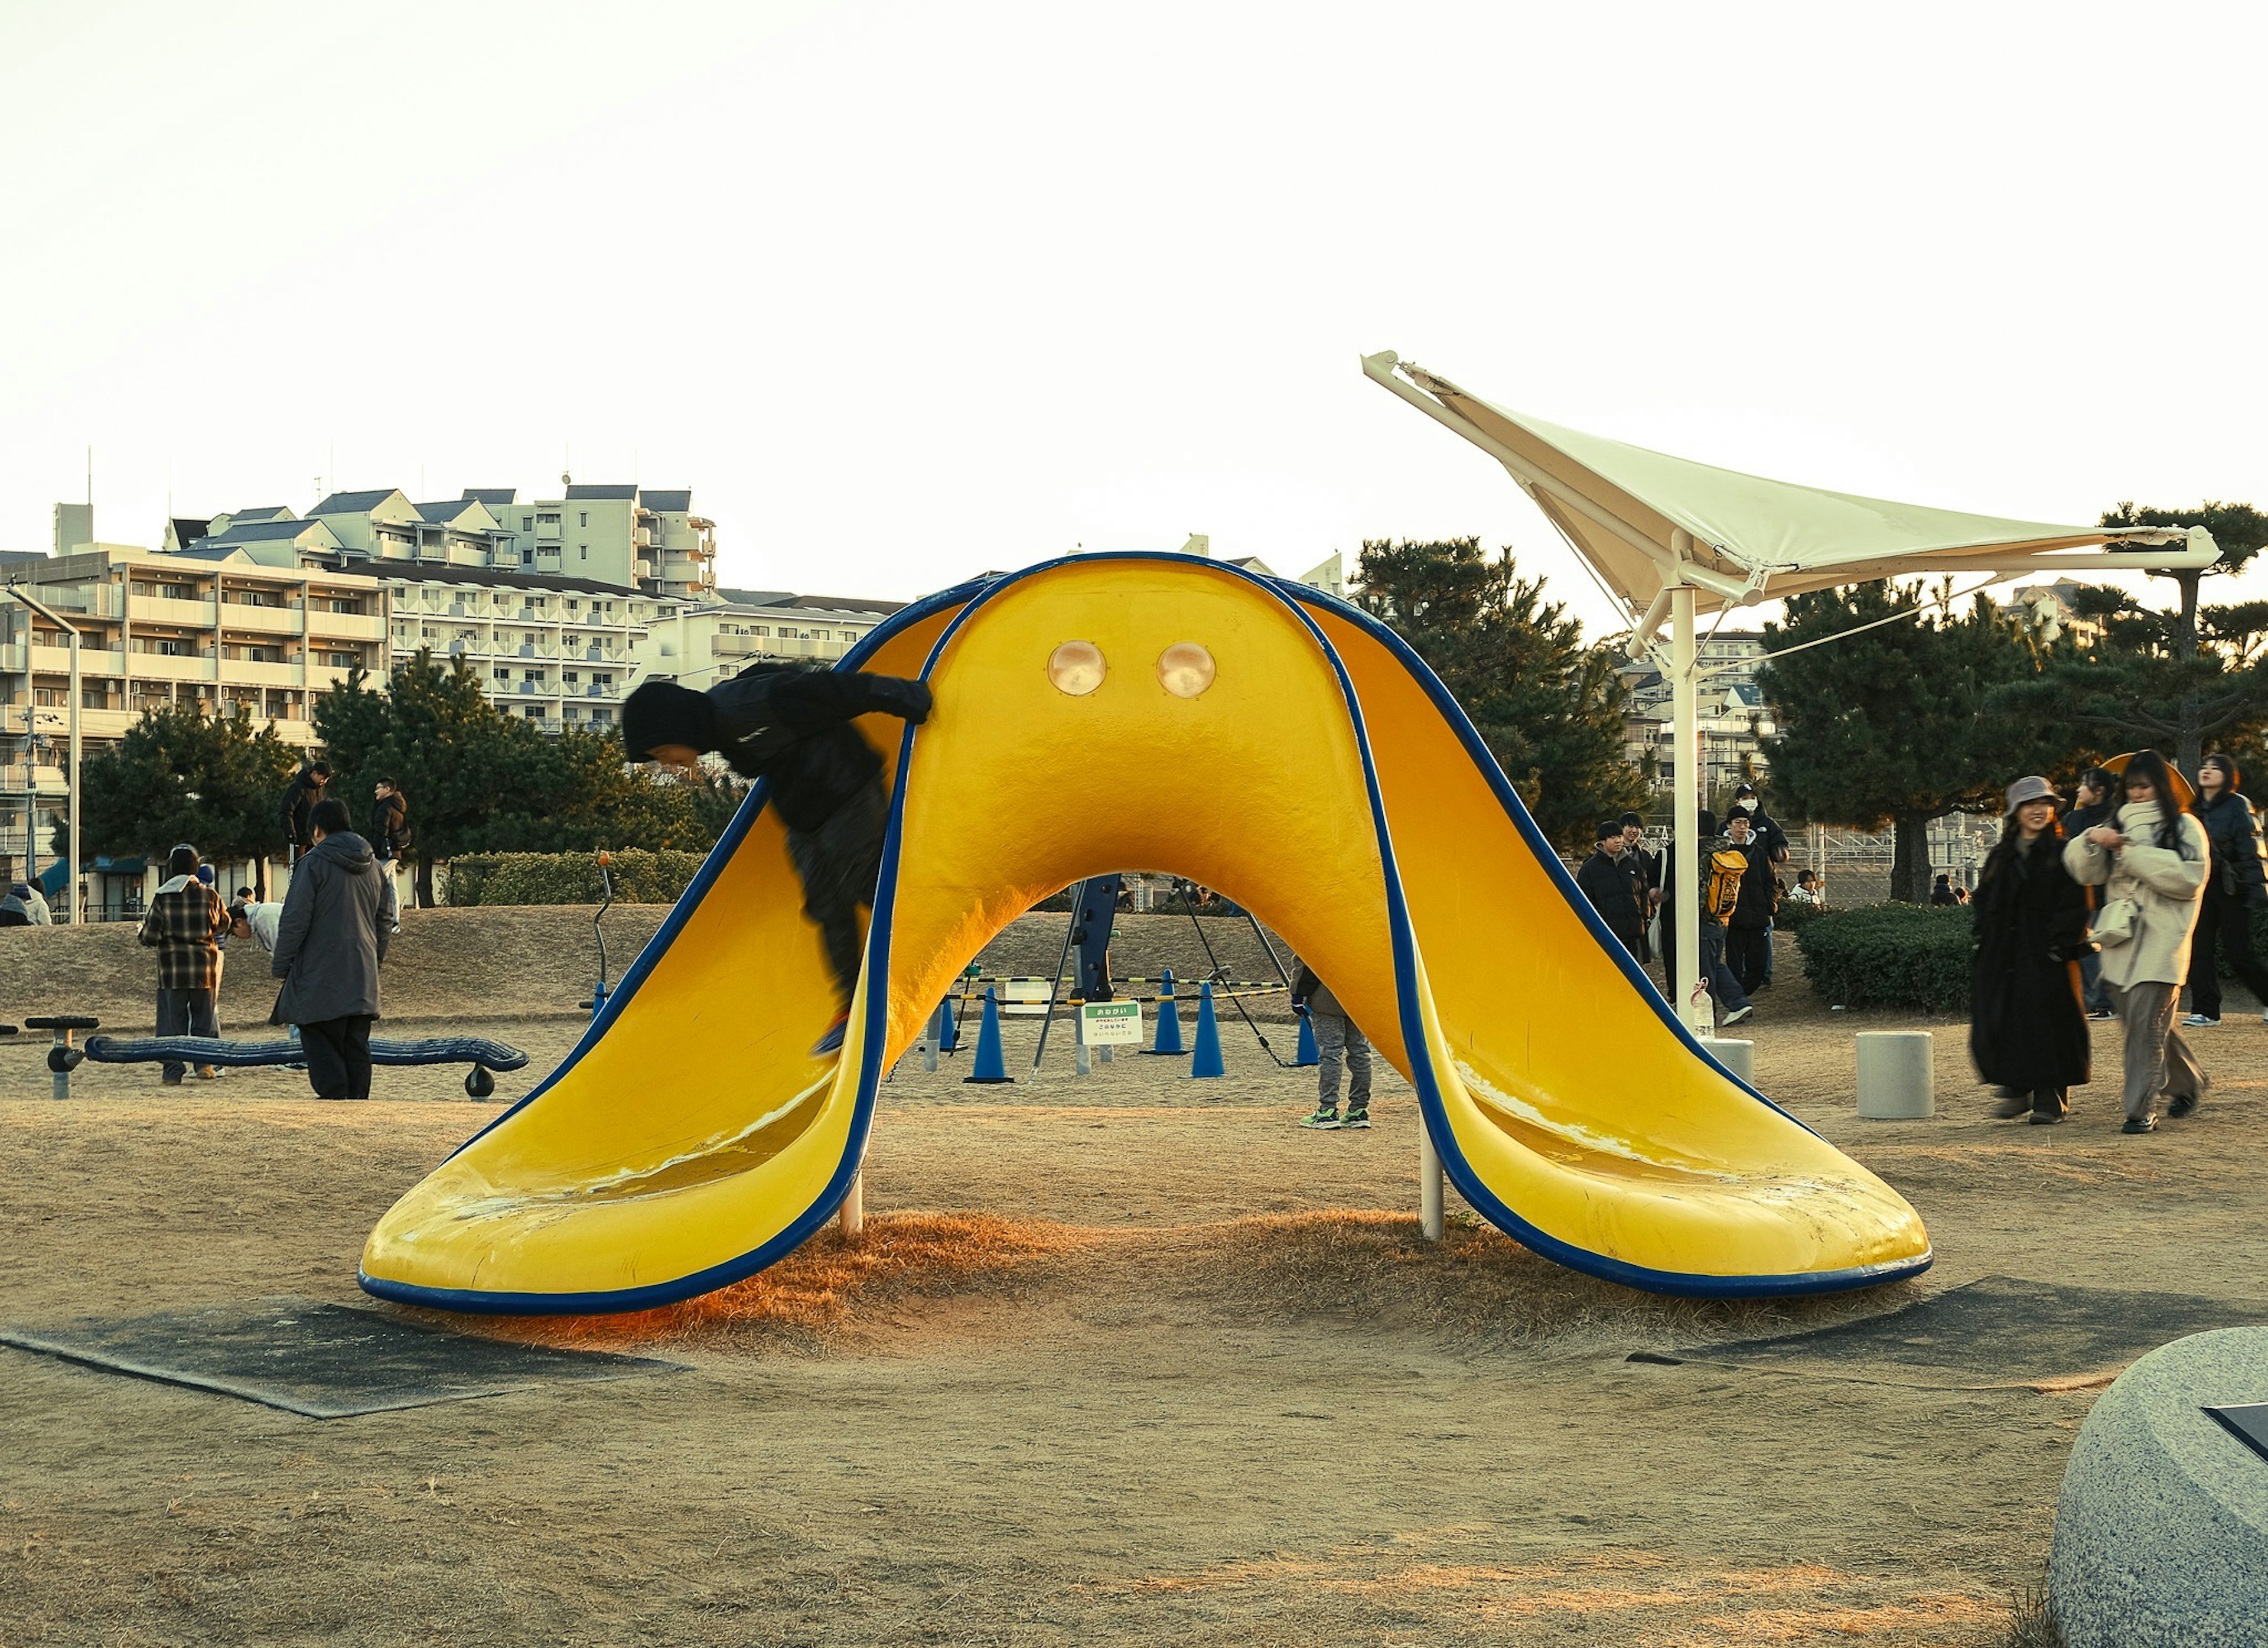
[272,796,389,1100]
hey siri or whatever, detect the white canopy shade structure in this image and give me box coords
[1363,350,2218,1033]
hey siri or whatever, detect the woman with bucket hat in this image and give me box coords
[2062,751,2210,1134]
[1970,776,2091,1123]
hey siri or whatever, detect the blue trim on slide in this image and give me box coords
[1273,581,1820,1135]
[362,553,1927,1314]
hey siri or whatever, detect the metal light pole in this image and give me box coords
[6,585,82,923]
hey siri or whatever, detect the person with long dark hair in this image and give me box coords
[1971,777,2091,1122]
[2182,752,2268,1027]
[2063,750,2209,1134]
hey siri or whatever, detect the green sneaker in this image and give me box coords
[1299,1107,1342,1130]
[1342,1106,1371,1129]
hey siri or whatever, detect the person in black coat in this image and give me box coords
[624,662,934,1054]
[278,761,331,866]
[1722,812,1779,994]
[2184,752,2268,1026]
[1575,818,1645,961]
[2063,766,2118,1017]
[1971,776,2091,1123]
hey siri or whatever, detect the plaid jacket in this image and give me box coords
[138,880,230,992]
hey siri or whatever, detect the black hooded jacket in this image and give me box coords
[708,666,932,832]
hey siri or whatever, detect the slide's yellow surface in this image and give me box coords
[361,556,1930,1312]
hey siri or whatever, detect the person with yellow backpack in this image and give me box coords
[1656,808,1755,1028]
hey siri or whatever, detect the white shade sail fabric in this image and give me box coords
[1367,353,2214,616]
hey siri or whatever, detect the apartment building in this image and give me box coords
[478,484,718,599]
[383,566,682,731]
[643,588,904,686]
[0,543,386,890]
[1618,630,1775,800]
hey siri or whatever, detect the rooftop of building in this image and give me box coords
[563,483,638,501]
[461,487,516,506]
[413,499,484,523]
[203,517,333,543]
[367,562,678,601]
[639,488,693,512]
[713,586,904,617]
[224,506,296,523]
[311,489,407,515]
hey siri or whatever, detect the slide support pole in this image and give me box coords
[1670,567,1706,1035]
[1419,1114,1444,1242]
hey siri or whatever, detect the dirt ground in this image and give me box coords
[4,919,2264,1646]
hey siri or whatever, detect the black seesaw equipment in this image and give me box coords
[15,1015,529,1101]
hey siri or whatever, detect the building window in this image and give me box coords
[578,545,588,561]
[579,512,588,528]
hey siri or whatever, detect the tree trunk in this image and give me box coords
[2177,569,2203,774]
[1891,810,1934,904]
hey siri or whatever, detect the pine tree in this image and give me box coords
[1355,537,1645,849]
[1760,583,2075,903]
[79,704,301,864]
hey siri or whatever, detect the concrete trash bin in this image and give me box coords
[1855,1031,1933,1119]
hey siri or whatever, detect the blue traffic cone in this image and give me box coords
[1143,967,1185,1056]
[1293,1004,1319,1067]
[1189,981,1226,1079]
[963,987,1013,1084]
[939,994,962,1053]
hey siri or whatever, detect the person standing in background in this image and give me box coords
[1971,776,2091,1124]
[2184,753,2268,1028]
[1722,812,1778,996]
[2064,767,2119,1020]
[138,844,229,1085]
[1577,818,1647,963]
[1292,962,1373,1130]
[1618,812,1656,961]
[371,777,412,934]
[2064,751,2208,1135]
[271,797,389,1102]
[278,760,331,869]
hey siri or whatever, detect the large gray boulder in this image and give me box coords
[2051,1326,2268,1647]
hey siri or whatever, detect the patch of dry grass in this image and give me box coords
[475,1206,1933,1362]
[1174,1209,1927,1353]
[501,1211,1100,1347]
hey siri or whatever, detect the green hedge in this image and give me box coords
[448,850,708,907]
[1773,897,1830,932]
[1792,903,1972,1012]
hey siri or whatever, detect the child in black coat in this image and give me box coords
[624,662,933,1053]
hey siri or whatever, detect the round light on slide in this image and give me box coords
[1047,640,1106,696]
[1156,641,1215,698]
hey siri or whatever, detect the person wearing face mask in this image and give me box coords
[1617,812,1656,959]
[2182,753,2268,1028]
[1576,818,1646,962]
[2063,750,2209,1134]
[1729,784,1788,985]
[1971,776,2091,1123]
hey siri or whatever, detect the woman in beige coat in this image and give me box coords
[2062,750,2209,1133]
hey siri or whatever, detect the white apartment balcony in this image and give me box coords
[225,659,302,688]
[307,610,386,642]
[14,643,132,676]
[222,608,304,639]
[34,586,127,620]
[129,594,220,627]
[509,641,559,659]
[128,652,220,682]
[306,663,364,693]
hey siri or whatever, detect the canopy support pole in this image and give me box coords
[1669,547,1704,1035]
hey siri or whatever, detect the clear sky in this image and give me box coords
[2,1,2261,636]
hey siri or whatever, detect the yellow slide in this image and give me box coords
[360,556,1930,1312]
